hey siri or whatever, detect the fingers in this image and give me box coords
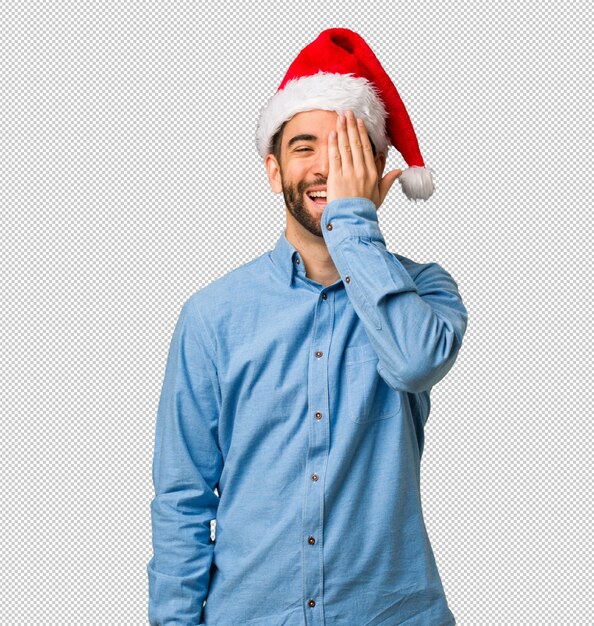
[356,117,377,175]
[335,111,375,178]
[328,129,341,175]
[336,112,354,173]
[329,110,376,186]
[344,111,367,176]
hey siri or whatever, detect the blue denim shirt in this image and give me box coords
[147,196,468,625]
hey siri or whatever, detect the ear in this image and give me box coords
[265,153,283,194]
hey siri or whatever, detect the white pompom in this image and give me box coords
[398,165,436,201]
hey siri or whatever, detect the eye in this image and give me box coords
[295,147,312,152]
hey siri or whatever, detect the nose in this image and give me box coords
[312,143,330,179]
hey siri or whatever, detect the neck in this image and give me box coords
[285,221,340,287]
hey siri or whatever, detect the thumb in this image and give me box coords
[379,169,403,204]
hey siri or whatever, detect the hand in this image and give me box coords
[327,110,402,210]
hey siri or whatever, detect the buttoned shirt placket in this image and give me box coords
[300,275,335,626]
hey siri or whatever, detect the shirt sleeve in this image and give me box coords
[147,296,223,625]
[321,196,469,394]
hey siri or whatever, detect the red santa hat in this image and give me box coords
[255,27,435,201]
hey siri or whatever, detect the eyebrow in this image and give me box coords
[287,134,318,148]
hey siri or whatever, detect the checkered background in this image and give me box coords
[1,1,592,624]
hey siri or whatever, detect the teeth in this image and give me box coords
[308,191,327,198]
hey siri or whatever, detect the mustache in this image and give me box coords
[299,181,327,194]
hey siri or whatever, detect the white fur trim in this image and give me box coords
[255,71,390,158]
[398,165,436,201]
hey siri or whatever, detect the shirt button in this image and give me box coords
[311,473,319,481]
[308,599,316,608]
[345,275,350,283]
[314,411,322,420]
[326,223,333,231]
[322,292,327,300]
[308,536,316,545]
[315,351,323,358]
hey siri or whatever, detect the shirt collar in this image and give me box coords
[270,229,306,286]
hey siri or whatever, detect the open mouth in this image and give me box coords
[306,192,328,208]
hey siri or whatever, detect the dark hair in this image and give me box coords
[269,118,377,165]
[270,122,286,167]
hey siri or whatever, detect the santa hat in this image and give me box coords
[255,28,435,201]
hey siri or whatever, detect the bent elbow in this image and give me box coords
[409,334,463,392]
[378,332,463,393]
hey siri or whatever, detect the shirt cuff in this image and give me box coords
[320,196,385,247]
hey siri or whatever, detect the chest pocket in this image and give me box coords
[345,343,401,423]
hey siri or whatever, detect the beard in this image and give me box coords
[281,175,326,238]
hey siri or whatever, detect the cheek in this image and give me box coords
[284,165,308,188]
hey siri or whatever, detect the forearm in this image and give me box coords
[147,297,223,624]
[148,490,216,625]
[322,196,468,393]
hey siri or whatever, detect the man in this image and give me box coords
[148,28,468,625]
